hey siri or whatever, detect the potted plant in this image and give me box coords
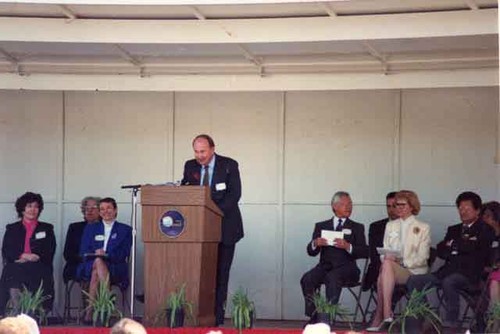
[486,301,500,333]
[310,292,349,326]
[82,276,122,327]
[231,287,256,331]
[389,287,442,334]
[7,281,50,324]
[155,284,193,328]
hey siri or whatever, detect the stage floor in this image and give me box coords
[39,319,366,333]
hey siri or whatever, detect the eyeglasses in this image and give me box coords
[386,204,397,208]
[396,202,408,207]
[83,206,98,211]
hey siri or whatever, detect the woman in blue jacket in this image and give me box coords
[77,197,132,322]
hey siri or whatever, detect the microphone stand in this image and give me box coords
[121,184,141,319]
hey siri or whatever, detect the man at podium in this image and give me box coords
[181,134,244,326]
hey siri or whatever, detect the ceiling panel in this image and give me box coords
[0,1,497,78]
[0,1,497,20]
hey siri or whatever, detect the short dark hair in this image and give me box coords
[455,191,482,210]
[15,192,44,218]
[192,134,215,148]
[386,192,397,201]
[482,201,500,223]
[99,197,117,209]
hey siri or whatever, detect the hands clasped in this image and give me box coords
[15,253,40,263]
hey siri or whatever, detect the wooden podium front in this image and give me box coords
[141,185,222,326]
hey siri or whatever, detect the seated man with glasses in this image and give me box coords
[63,196,101,284]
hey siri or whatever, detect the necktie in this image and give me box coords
[336,218,343,231]
[202,165,209,187]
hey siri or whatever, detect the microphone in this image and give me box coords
[121,184,142,189]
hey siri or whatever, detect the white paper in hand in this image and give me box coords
[321,230,344,246]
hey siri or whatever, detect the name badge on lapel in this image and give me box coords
[35,231,46,239]
[342,228,352,235]
[95,235,105,241]
[111,233,117,240]
[215,183,226,191]
[390,231,398,238]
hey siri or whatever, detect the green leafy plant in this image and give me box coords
[7,281,50,324]
[389,287,442,334]
[486,301,500,333]
[310,292,349,325]
[82,276,122,327]
[231,287,255,331]
[155,284,193,328]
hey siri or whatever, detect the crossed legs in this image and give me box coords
[85,258,110,321]
[370,259,411,327]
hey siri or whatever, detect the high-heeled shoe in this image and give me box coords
[366,321,384,332]
[366,317,393,332]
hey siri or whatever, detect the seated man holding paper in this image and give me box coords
[77,197,132,322]
[367,190,430,332]
[300,191,368,324]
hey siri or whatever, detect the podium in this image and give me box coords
[141,185,222,326]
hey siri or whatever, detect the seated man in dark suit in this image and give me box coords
[407,191,494,329]
[63,196,101,283]
[301,191,368,324]
[363,192,398,291]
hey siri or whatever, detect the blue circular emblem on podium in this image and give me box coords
[159,210,185,238]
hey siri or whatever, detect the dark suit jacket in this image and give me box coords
[63,221,87,283]
[363,217,389,290]
[77,221,132,285]
[2,221,56,267]
[306,218,368,271]
[181,154,244,245]
[435,220,494,283]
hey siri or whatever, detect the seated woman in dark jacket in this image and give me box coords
[0,192,56,315]
[77,197,132,322]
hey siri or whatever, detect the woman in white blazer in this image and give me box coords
[367,190,431,332]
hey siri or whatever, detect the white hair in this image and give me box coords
[331,191,350,206]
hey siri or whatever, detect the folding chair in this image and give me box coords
[63,279,83,324]
[335,256,370,325]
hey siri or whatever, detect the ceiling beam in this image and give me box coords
[236,44,265,76]
[55,5,78,22]
[113,44,146,77]
[317,2,337,17]
[0,47,19,65]
[187,6,206,20]
[0,47,25,76]
[464,0,479,10]
[1,0,347,4]
[362,41,388,74]
[0,68,496,91]
[0,9,496,44]
[113,44,142,67]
